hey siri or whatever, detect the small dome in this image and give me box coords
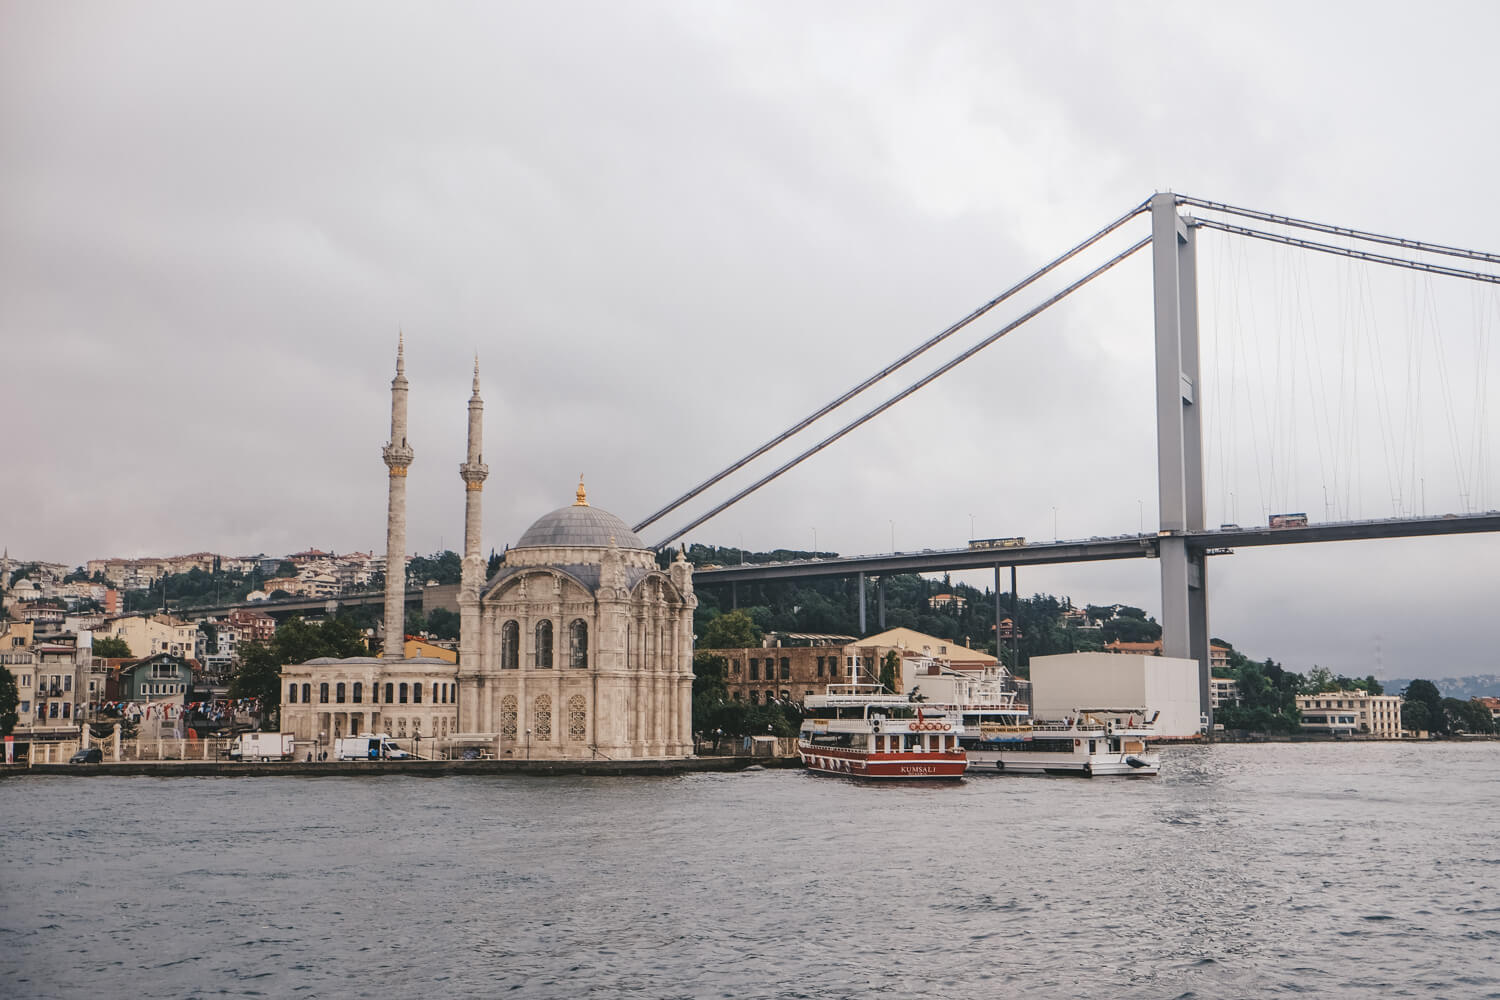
[515,504,643,550]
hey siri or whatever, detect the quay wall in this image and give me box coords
[0,755,803,780]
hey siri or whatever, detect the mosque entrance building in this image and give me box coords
[279,341,696,760]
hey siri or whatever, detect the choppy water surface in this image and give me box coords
[4,742,1499,999]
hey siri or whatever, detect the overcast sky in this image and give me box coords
[4,2,1497,681]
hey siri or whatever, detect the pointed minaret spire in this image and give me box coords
[457,356,489,722]
[381,334,415,659]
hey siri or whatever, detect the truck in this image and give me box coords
[228,732,296,762]
[1268,513,1309,529]
[334,734,412,761]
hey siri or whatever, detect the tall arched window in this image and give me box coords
[568,694,587,742]
[301,683,310,704]
[352,682,363,704]
[319,683,330,704]
[335,682,346,704]
[534,694,552,740]
[384,682,394,703]
[288,684,298,703]
[413,682,422,704]
[399,683,409,704]
[501,620,519,669]
[569,619,588,669]
[535,620,553,668]
[501,695,518,740]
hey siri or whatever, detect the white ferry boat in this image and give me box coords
[964,708,1161,777]
[798,683,967,780]
[912,660,1160,777]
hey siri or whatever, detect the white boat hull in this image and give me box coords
[965,748,1160,777]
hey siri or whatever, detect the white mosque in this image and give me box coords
[279,341,697,759]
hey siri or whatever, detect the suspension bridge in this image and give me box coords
[629,192,1500,726]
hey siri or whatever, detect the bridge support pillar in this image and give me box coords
[858,572,867,635]
[877,577,886,630]
[1152,192,1212,732]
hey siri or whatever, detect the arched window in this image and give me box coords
[569,619,588,669]
[535,620,553,668]
[780,658,790,680]
[501,695,518,740]
[301,683,310,704]
[501,620,519,669]
[413,682,422,704]
[336,683,346,704]
[534,694,552,740]
[352,682,362,704]
[569,695,587,741]
[749,691,760,705]
[288,684,298,703]
[319,683,329,704]
[399,683,409,704]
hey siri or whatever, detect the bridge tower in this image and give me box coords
[1151,193,1211,726]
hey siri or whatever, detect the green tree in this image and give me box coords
[408,550,462,586]
[879,650,900,693]
[699,609,762,649]
[424,607,460,641]
[0,666,18,736]
[1403,679,1446,735]
[93,636,133,659]
[230,641,283,730]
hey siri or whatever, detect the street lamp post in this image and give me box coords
[1052,506,1058,542]
[889,520,895,552]
[969,513,975,539]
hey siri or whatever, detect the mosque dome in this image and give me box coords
[514,482,644,550]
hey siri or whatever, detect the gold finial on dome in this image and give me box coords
[574,475,588,506]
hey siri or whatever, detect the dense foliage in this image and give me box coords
[0,667,18,737]
[92,636,133,659]
[229,616,368,730]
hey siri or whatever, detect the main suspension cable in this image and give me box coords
[1193,218,1500,285]
[1179,195,1500,266]
[631,197,1154,533]
[651,235,1153,549]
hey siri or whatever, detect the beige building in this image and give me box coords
[1296,690,1403,738]
[103,614,199,659]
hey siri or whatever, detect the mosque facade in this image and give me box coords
[279,343,695,759]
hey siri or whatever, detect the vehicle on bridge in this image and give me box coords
[1269,513,1309,529]
[968,536,1026,550]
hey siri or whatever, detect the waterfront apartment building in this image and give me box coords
[1295,689,1403,738]
[1210,676,1241,708]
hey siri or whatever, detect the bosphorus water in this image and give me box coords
[4,742,1498,998]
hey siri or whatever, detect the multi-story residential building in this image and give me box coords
[1104,638,1231,669]
[1473,696,1500,724]
[103,614,200,660]
[927,593,968,611]
[1295,689,1403,738]
[713,627,998,706]
[226,609,276,642]
[1210,676,1241,708]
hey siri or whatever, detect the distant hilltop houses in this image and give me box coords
[0,547,418,620]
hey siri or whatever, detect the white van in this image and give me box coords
[333,735,411,761]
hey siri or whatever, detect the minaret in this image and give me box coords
[381,334,415,659]
[458,356,489,669]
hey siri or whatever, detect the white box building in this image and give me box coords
[1029,652,1203,739]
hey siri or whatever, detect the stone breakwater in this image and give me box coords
[0,755,802,779]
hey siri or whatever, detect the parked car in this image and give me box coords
[69,747,103,764]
